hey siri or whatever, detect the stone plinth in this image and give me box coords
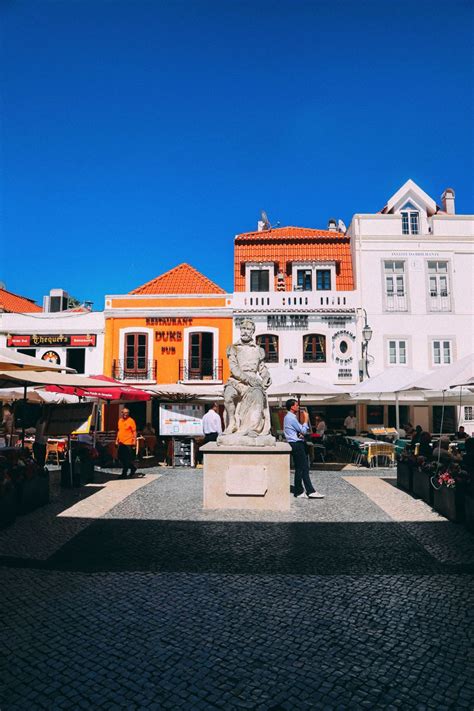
[201,442,291,511]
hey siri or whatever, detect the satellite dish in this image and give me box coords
[0,281,6,290]
[260,210,271,229]
[338,219,347,233]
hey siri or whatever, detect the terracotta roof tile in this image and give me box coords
[235,226,346,242]
[0,288,42,313]
[130,263,225,295]
[234,226,354,291]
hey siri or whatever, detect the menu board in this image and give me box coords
[44,402,95,436]
[159,402,205,436]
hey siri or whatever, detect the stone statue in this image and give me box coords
[218,318,275,446]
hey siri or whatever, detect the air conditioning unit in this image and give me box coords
[43,289,69,313]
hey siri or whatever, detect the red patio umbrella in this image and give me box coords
[45,374,151,401]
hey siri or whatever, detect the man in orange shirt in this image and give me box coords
[116,408,138,478]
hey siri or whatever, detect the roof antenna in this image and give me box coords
[259,210,280,231]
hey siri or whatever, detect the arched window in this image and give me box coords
[256,334,279,363]
[303,334,326,363]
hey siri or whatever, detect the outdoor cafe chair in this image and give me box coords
[368,442,395,468]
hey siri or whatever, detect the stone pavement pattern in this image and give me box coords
[1,467,473,710]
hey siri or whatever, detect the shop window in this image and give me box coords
[125,333,148,374]
[256,334,279,363]
[367,405,384,425]
[66,348,86,374]
[303,334,326,363]
[17,348,37,358]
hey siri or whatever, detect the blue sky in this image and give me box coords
[1,0,473,307]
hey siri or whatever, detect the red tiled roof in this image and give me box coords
[234,227,354,291]
[130,263,225,295]
[0,288,42,313]
[235,226,347,241]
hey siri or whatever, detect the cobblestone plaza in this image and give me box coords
[1,467,473,710]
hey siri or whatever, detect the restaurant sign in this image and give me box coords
[7,334,97,348]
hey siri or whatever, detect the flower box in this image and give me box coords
[397,461,413,492]
[433,485,465,523]
[412,467,433,505]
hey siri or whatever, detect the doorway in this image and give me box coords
[189,332,214,379]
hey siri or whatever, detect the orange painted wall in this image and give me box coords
[104,314,233,383]
[110,296,230,309]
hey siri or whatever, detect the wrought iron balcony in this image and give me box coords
[179,358,223,381]
[113,359,157,381]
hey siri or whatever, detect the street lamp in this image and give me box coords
[359,309,373,380]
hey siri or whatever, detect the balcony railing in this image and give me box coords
[113,359,157,381]
[384,294,408,312]
[179,358,223,381]
[429,294,451,312]
[232,290,356,311]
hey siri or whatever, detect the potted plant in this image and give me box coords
[432,463,470,523]
[412,458,436,506]
[396,449,415,492]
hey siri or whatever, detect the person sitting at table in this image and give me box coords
[314,415,326,437]
[404,422,415,437]
[0,405,15,445]
[432,437,462,466]
[455,425,469,440]
[343,411,357,436]
[411,425,423,446]
[418,431,433,459]
[142,422,156,435]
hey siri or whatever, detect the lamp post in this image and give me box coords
[359,309,373,381]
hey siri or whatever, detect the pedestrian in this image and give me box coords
[284,398,324,499]
[202,403,222,445]
[115,407,138,478]
[33,414,48,468]
[344,410,357,436]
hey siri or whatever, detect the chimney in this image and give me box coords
[327,218,337,232]
[441,188,455,215]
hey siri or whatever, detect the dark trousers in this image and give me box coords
[198,432,218,463]
[290,440,315,496]
[33,442,47,468]
[118,444,136,476]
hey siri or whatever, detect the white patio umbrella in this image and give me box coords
[350,367,426,429]
[0,347,76,372]
[402,353,474,393]
[267,375,343,399]
[0,387,79,404]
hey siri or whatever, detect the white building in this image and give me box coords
[348,179,474,431]
[0,309,105,375]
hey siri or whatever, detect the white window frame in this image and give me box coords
[382,260,408,312]
[387,339,408,366]
[431,338,454,366]
[401,210,420,235]
[464,406,473,422]
[291,261,336,292]
[245,262,274,292]
[182,326,221,382]
[118,327,155,383]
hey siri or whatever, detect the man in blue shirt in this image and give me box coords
[284,399,324,499]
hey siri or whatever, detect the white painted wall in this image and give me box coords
[0,311,105,375]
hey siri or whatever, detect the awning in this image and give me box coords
[0,347,76,372]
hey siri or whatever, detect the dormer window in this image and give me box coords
[401,204,419,235]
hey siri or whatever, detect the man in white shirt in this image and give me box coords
[344,411,357,436]
[202,403,222,444]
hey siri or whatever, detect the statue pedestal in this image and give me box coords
[201,442,291,511]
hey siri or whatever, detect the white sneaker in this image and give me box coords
[296,492,307,498]
[307,491,325,499]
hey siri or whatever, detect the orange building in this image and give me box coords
[104,263,233,387]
